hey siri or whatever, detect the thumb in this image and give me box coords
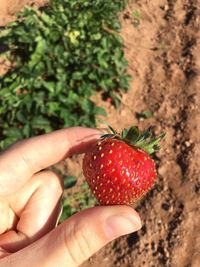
[2,206,142,267]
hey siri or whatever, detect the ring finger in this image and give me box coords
[0,170,64,252]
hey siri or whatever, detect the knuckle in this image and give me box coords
[42,170,64,193]
[11,141,35,173]
[0,198,9,234]
[64,221,93,265]
[73,222,92,258]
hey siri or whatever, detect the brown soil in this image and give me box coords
[0,0,47,25]
[0,0,200,267]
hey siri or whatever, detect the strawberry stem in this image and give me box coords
[101,125,165,154]
[123,126,165,154]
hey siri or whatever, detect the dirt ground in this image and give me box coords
[0,0,47,25]
[0,0,200,267]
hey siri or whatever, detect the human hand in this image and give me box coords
[0,127,142,267]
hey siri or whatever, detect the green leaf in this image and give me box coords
[63,175,77,189]
[88,72,97,80]
[59,205,73,222]
[16,111,27,123]
[125,126,140,142]
[108,125,117,135]
[3,127,23,139]
[0,87,12,97]
[31,116,50,129]
[42,81,55,93]
[94,106,107,116]
[49,31,60,42]
[72,72,83,80]
[0,0,129,148]
[23,124,31,137]
[91,33,102,40]
[97,53,108,69]
[132,10,141,19]
[136,110,154,119]
[119,76,130,90]
[132,10,141,28]
[121,128,128,139]
[47,102,60,114]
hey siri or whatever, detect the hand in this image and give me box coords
[0,127,142,267]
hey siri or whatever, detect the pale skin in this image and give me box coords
[0,127,142,267]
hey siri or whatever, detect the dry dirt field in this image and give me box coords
[0,1,200,267]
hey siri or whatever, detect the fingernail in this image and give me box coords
[104,213,142,239]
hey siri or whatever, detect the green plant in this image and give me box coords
[136,110,154,119]
[132,10,141,28]
[0,0,130,148]
[59,182,97,222]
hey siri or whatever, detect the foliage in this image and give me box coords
[63,175,77,189]
[136,110,154,119]
[132,9,141,28]
[59,181,97,222]
[51,166,97,221]
[0,0,130,148]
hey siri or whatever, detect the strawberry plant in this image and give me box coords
[59,182,97,222]
[83,126,165,205]
[0,0,130,148]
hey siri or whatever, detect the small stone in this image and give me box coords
[164,5,169,11]
[185,140,192,147]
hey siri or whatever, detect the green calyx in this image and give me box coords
[101,125,165,154]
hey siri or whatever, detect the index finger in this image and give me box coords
[0,127,101,196]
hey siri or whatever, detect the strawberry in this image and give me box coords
[83,126,164,205]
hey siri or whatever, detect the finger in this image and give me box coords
[1,206,142,267]
[0,127,101,196]
[0,248,10,259]
[0,170,63,252]
[0,197,18,235]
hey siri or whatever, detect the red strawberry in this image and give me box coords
[83,126,164,205]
